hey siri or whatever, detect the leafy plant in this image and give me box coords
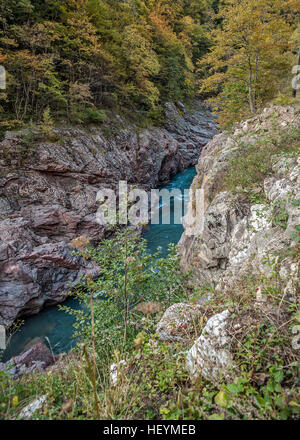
[59,229,190,418]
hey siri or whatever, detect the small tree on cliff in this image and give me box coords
[199,0,297,126]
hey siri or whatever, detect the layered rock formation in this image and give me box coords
[0,102,217,327]
[179,106,300,383]
[180,106,300,293]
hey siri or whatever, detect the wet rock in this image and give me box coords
[0,339,57,378]
[0,235,99,327]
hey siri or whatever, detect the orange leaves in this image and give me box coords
[0,51,6,65]
[0,0,209,121]
[149,9,177,44]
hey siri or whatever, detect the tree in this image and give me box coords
[120,25,160,109]
[65,228,190,418]
[0,0,216,126]
[148,2,195,102]
[199,0,296,126]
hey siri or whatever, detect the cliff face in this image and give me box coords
[180,106,300,295]
[0,102,217,327]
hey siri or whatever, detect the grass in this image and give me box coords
[220,120,300,202]
[1,249,299,420]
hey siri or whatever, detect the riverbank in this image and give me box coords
[0,105,299,420]
[0,101,217,329]
[2,167,197,362]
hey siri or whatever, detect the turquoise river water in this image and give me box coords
[2,166,197,361]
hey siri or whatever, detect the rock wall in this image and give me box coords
[0,102,217,327]
[179,106,300,294]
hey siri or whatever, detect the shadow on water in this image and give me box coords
[2,166,197,361]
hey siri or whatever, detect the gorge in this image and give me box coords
[1,0,299,423]
[1,104,299,421]
[0,101,217,358]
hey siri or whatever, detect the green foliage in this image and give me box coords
[274,93,296,107]
[40,107,54,138]
[0,0,216,126]
[62,229,190,386]
[198,0,298,127]
[1,230,299,420]
[271,201,289,229]
[222,121,300,197]
[0,0,298,128]
[82,108,107,124]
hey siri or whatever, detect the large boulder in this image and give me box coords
[156,303,204,342]
[186,310,233,381]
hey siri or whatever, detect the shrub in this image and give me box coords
[82,108,107,124]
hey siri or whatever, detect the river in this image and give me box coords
[2,166,197,361]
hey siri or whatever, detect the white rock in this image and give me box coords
[19,395,47,419]
[110,360,126,387]
[186,310,233,382]
[228,204,271,267]
[179,107,300,292]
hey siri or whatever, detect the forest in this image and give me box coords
[0,0,299,130]
[0,0,300,422]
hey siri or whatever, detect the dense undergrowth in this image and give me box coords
[0,224,299,420]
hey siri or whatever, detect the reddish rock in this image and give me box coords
[0,102,217,326]
[0,339,58,378]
